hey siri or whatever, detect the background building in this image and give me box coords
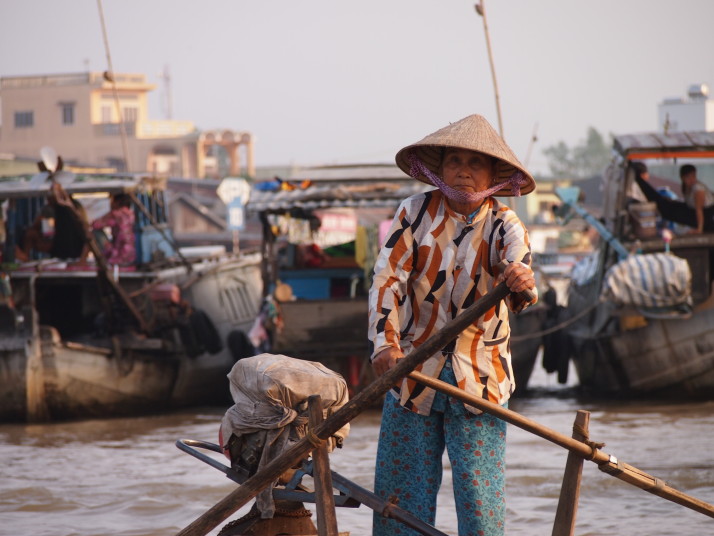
[0,72,254,179]
[658,83,714,133]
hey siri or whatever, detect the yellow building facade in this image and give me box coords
[0,72,254,179]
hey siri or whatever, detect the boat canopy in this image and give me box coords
[0,172,167,199]
[614,131,714,160]
[246,164,430,214]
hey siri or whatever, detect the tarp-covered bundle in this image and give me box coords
[601,252,692,316]
[220,353,350,517]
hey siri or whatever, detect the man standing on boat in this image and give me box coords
[368,114,537,536]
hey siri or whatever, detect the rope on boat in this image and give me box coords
[573,421,606,460]
[510,301,600,342]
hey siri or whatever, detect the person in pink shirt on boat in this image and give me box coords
[91,192,136,265]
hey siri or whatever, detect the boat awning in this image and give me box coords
[614,131,714,160]
[286,163,413,182]
[246,163,430,214]
[0,172,166,199]
[247,182,430,213]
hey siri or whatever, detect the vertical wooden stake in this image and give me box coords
[308,395,339,536]
[552,410,590,536]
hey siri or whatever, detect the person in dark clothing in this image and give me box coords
[632,162,714,233]
[17,183,87,261]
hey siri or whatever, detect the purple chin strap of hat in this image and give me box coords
[407,150,527,204]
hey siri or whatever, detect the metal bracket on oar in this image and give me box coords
[175,439,358,508]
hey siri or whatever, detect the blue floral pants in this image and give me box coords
[372,362,507,536]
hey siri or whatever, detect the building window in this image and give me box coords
[101,105,112,123]
[122,106,138,123]
[14,111,34,128]
[60,102,75,125]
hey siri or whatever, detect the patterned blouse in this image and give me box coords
[368,190,536,415]
[92,206,136,265]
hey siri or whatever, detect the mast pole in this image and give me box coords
[97,0,132,172]
[475,1,504,138]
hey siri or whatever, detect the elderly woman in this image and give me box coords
[368,114,537,536]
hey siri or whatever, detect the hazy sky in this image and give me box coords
[1,0,713,175]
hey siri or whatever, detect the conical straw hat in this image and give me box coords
[395,114,536,196]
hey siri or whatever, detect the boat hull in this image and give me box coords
[571,305,714,397]
[0,253,264,422]
[510,305,546,395]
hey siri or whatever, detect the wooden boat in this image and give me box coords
[0,163,263,422]
[247,163,544,395]
[556,130,714,397]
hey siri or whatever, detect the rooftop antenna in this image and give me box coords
[158,64,173,120]
[96,0,131,172]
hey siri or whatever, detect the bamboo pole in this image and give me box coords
[552,410,589,536]
[407,371,714,519]
[475,0,503,138]
[25,274,49,422]
[175,280,513,536]
[96,0,132,172]
[308,396,339,536]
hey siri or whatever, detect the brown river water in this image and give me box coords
[2,365,713,536]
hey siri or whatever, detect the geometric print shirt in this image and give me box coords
[368,190,536,415]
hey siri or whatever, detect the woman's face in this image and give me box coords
[440,149,495,194]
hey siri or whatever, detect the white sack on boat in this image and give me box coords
[220,353,350,441]
[601,252,692,310]
[220,353,350,517]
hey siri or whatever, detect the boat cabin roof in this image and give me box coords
[614,131,714,160]
[0,172,167,199]
[247,163,430,214]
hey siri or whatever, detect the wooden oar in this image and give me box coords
[175,279,514,536]
[55,184,149,333]
[408,370,714,519]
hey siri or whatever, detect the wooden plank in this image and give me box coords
[308,395,339,536]
[552,410,589,536]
